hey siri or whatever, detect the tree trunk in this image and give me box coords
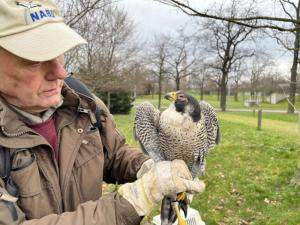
[250,87,255,99]
[220,72,227,111]
[288,36,299,113]
[200,83,204,100]
[288,5,300,114]
[176,78,180,91]
[158,73,163,109]
[234,83,239,101]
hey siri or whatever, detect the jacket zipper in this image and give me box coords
[1,126,29,137]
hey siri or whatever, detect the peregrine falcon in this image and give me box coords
[134,90,220,225]
[134,90,220,178]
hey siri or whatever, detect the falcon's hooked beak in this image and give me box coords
[164,91,177,102]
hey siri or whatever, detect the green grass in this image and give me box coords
[195,118,300,225]
[227,111,299,123]
[112,95,300,225]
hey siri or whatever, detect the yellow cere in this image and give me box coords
[171,92,177,101]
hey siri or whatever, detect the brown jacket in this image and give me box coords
[0,85,150,225]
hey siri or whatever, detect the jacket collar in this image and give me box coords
[0,84,96,148]
[9,96,64,125]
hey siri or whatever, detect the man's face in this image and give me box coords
[0,48,67,114]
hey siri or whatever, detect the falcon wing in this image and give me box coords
[191,100,220,178]
[199,100,220,148]
[134,102,164,162]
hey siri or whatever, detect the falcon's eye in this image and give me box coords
[177,94,187,101]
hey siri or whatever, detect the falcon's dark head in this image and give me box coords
[164,90,201,122]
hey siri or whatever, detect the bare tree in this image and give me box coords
[56,0,140,96]
[91,6,139,91]
[230,60,244,101]
[199,1,255,111]
[67,4,140,94]
[192,63,211,100]
[55,0,113,71]
[165,30,199,90]
[245,54,273,99]
[55,0,112,28]
[154,0,300,113]
[146,35,171,109]
[265,0,300,113]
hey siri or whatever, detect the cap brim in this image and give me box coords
[0,22,87,62]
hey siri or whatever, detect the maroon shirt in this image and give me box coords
[27,116,58,161]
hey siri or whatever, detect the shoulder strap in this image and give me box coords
[0,147,18,197]
[0,147,18,221]
[0,146,10,180]
[65,76,102,132]
[65,76,94,100]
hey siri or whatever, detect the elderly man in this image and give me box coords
[0,1,204,225]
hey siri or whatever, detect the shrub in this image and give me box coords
[96,91,134,114]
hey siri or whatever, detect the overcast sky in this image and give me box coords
[117,0,264,39]
[118,0,195,40]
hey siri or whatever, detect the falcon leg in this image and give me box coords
[191,161,206,178]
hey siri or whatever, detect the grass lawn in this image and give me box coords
[112,96,300,225]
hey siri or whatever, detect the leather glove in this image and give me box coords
[118,159,205,216]
[136,158,155,179]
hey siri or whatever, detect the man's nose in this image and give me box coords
[45,57,68,80]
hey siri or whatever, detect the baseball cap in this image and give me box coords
[0,0,87,61]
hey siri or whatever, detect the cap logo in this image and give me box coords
[16,1,41,9]
[16,1,55,24]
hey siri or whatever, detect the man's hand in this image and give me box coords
[118,160,205,216]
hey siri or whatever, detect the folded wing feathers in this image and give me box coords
[134,102,164,162]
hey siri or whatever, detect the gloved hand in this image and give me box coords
[118,159,205,216]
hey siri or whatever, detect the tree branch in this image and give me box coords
[154,0,298,31]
